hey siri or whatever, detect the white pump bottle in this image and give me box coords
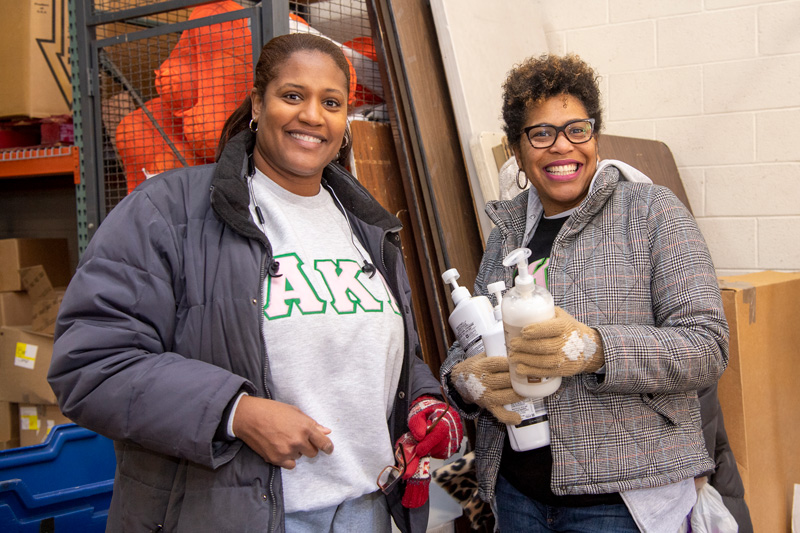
[484,281,552,451]
[442,269,551,451]
[442,268,496,358]
[501,248,560,398]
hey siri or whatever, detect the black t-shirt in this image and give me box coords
[498,213,623,507]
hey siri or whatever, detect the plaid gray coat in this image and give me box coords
[441,164,728,502]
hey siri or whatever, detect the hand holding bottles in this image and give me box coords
[451,353,524,425]
[508,306,605,377]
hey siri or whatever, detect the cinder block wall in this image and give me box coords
[536,0,799,276]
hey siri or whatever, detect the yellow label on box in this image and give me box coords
[14,342,38,370]
[20,406,39,431]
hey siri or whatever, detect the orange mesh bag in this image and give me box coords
[116,3,362,193]
[342,37,384,108]
[115,1,252,191]
[115,97,201,194]
[180,0,253,161]
[154,29,197,112]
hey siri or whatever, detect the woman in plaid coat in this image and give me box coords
[441,54,731,532]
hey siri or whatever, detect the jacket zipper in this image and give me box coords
[379,227,415,443]
[257,249,279,533]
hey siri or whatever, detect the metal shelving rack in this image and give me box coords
[70,0,289,250]
[0,147,80,182]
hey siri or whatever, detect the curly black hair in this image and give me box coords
[501,53,602,147]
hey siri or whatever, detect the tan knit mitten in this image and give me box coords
[508,306,604,377]
[451,353,523,425]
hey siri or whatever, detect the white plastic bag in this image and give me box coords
[689,483,738,533]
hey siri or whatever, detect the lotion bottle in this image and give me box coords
[501,248,560,398]
[484,281,552,451]
[442,268,496,358]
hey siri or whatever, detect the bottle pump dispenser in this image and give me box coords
[485,281,552,451]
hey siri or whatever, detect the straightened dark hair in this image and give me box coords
[215,33,351,162]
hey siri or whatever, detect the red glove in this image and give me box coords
[395,432,431,509]
[407,396,463,459]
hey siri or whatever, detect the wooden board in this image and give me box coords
[598,134,691,213]
[350,120,439,373]
[368,0,486,363]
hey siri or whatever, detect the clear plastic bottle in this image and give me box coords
[501,248,560,398]
[484,281,552,451]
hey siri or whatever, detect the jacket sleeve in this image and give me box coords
[391,242,439,404]
[590,186,729,394]
[47,186,252,468]
[408,347,442,401]
[439,341,482,419]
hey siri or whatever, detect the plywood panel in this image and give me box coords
[598,135,691,213]
[368,0,484,363]
[350,120,438,372]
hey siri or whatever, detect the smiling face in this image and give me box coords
[513,94,599,216]
[250,50,348,196]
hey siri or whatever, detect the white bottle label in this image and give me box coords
[454,320,484,357]
[506,398,548,428]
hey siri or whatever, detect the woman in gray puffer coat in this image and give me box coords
[48,33,461,532]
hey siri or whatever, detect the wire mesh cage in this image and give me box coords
[90,1,259,212]
[79,0,385,219]
[290,1,386,121]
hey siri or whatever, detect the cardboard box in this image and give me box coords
[18,404,71,447]
[20,266,64,335]
[0,238,71,292]
[0,0,72,118]
[717,270,800,533]
[0,401,20,450]
[0,291,33,326]
[0,327,56,405]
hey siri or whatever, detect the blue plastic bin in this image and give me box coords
[0,423,116,532]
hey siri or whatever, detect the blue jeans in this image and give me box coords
[494,475,640,532]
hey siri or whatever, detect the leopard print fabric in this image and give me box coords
[432,451,495,531]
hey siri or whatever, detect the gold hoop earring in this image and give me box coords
[516,169,527,190]
[341,121,351,151]
[336,122,352,163]
[249,118,258,133]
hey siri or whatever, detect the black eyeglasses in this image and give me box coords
[376,442,407,494]
[522,118,595,149]
[376,389,451,494]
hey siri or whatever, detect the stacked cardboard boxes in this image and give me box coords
[0,238,73,448]
[0,0,72,119]
[718,271,800,533]
[18,404,72,448]
[0,401,19,450]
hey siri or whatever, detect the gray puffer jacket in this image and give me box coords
[48,129,440,532]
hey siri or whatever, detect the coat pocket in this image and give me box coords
[641,392,680,426]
